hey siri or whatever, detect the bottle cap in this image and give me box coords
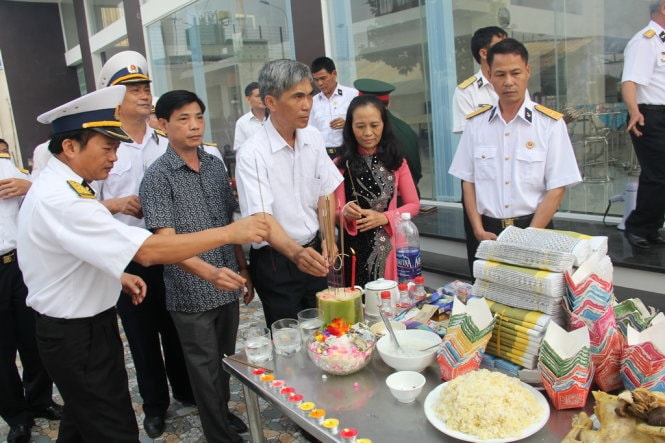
[398,283,408,291]
[415,276,425,284]
[380,291,391,299]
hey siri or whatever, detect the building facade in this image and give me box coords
[1,0,654,218]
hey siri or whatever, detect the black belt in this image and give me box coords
[36,306,116,325]
[638,104,665,112]
[1,249,16,265]
[482,213,534,229]
[301,235,319,249]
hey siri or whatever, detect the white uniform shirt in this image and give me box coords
[31,141,52,179]
[233,111,264,151]
[310,83,358,147]
[96,125,168,228]
[0,156,30,255]
[235,118,343,247]
[452,70,497,133]
[622,20,665,105]
[17,156,151,318]
[449,98,582,219]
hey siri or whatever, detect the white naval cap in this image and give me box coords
[98,50,151,89]
[37,85,132,143]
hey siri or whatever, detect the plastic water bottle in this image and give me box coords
[380,291,394,317]
[395,212,422,283]
[413,276,427,302]
[397,283,410,308]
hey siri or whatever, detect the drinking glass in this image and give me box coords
[271,318,302,356]
[297,308,324,342]
[243,325,273,363]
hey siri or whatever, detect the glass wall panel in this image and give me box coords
[86,0,124,34]
[324,0,652,216]
[145,0,293,153]
[60,0,79,51]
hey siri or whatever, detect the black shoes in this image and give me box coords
[227,412,248,434]
[33,403,64,420]
[143,415,166,438]
[625,230,665,249]
[7,424,31,443]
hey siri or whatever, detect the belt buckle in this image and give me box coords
[3,252,15,264]
[326,147,336,155]
[501,218,515,228]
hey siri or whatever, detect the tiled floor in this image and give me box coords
[0,299,313,443]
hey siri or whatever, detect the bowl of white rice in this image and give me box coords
[424,369,549,442]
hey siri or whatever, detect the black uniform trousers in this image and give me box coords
[116,262,193,418]
[0,258,54,427]
[625,105,665,238]
[249,245,326,329]
[35,307,138,443]
[170,302,242,443]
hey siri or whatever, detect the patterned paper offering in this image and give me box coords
[621,319,665,393]
[538,322,593,410]
[437,297,496,381]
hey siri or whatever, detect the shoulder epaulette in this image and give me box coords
[0,153,10,159]
[458,75,477,90]
[66,180,96,199]
[18,167,29,174]
[534,104,564,121]
[202,141,217,147]
[466,105,493,120]
[154,129,167,137]
[644,29,657,38]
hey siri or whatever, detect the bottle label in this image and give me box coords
[396,246,422,283]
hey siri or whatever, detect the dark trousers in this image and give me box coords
[625,106,665,238]
[249,246,326,328]
[35,308,138,443]
[117,262,193,417]
[0,260,54,427]
[170,303,242,443]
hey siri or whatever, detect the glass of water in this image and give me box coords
[243,325,273,363]
[297,308,323,342]
[271,318,302,356]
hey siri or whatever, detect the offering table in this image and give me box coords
[223,349,591,443]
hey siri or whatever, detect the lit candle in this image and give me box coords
[251,368,265,379]
[298,401,316,416]
[322,418,339,434]
[308,408,326,424]
[340,427,358,442]
[287,393,303,407]
[270,380,285,392]
[350,248,357,288]
[280,386,295,397]
[259,374,275,384]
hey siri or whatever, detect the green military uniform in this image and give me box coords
[354,78,422,185]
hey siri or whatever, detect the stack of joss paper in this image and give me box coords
[614,298,660,337]
[475,226,608,272]
[564,254,624,392]
[472,260,566,317]
[621,314,665,393]
[485,300,556,370]
[437,297,496,381]
[538,322,593,410]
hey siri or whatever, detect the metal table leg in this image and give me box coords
[242,384,265,443]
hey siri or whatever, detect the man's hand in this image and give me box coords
[205,266,246,291]
[240,268,254,304]
[102,195,143,218]
[293,247,329,277]
[121,272,147,305]
[0,178,31,199]
[228,215,269,244]
[474,229,498,242]
[329,117,345,130]
[626,111,645,137]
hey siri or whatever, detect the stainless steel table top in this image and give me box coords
[223,349,591,442]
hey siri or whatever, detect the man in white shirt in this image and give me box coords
[449,39,581,269]
[235,59,343,328]
[96,51,193,439]
[309,57,358,159]
[233,82,265,152]
[620,0,665,249]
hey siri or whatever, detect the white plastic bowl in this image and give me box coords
[385,370,426,403]
[376,329,441,372]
